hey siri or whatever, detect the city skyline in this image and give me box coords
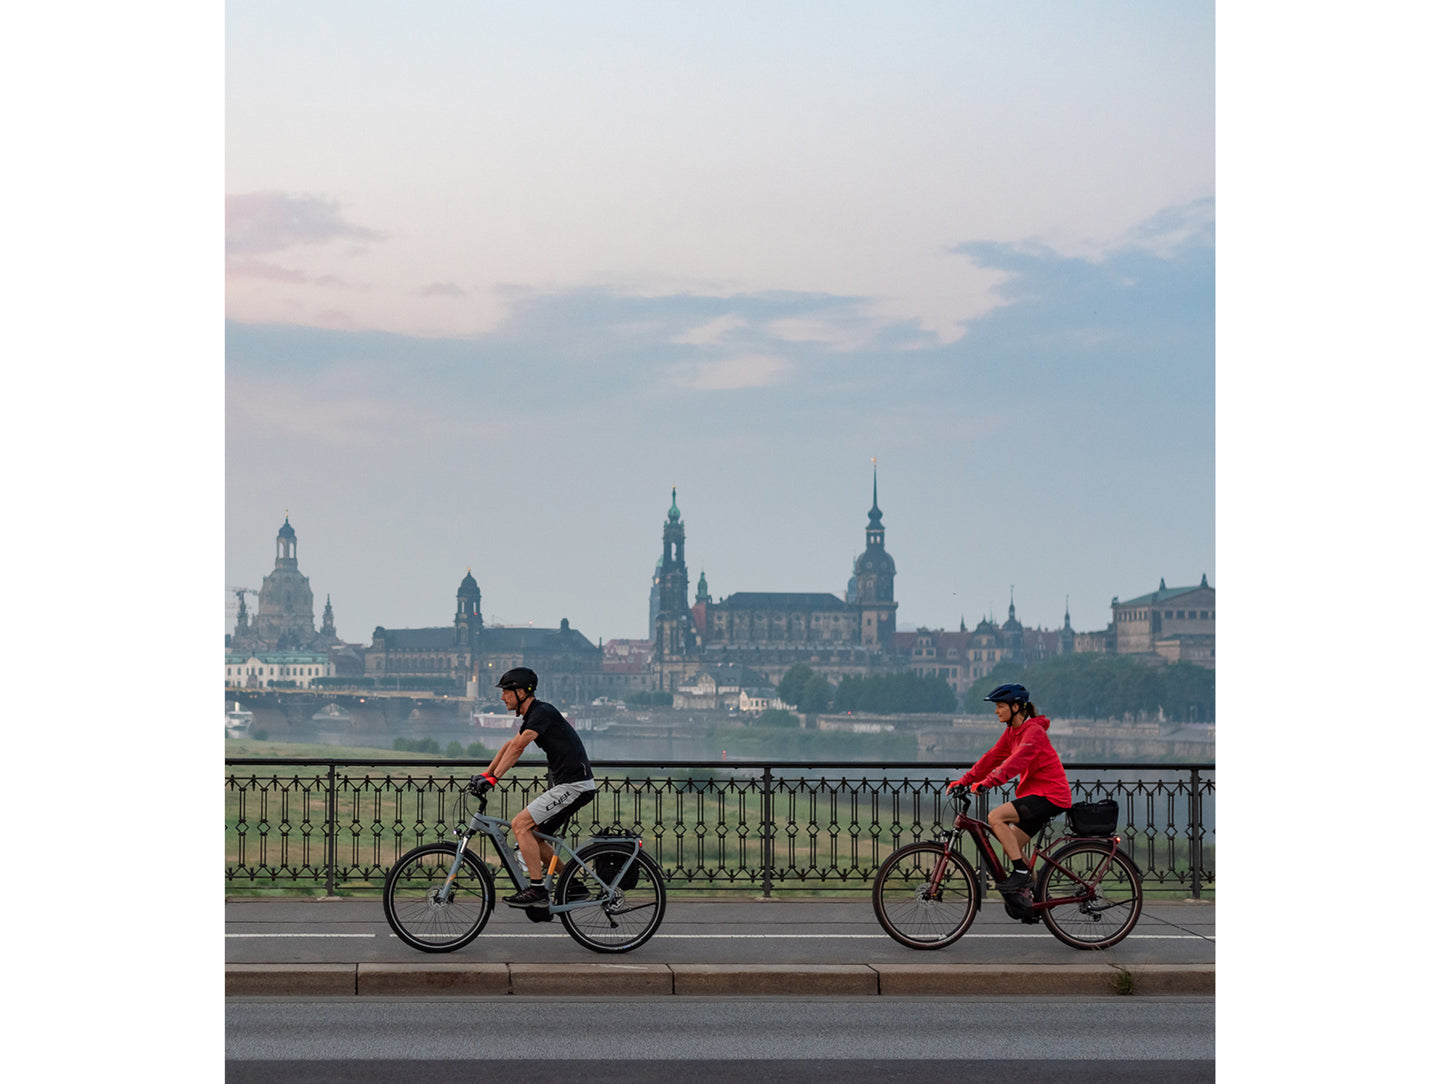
[225,4,1214,646]
[226,490,1208,649]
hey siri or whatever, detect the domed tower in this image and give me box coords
[455,569,482,647]
[254,514,317,650]
[690,567,711,647]
[454,568,484,690]
[853,464,898,648]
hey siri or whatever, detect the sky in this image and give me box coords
[224,1,1216,645]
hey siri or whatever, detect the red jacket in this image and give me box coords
[959,716,1072,808]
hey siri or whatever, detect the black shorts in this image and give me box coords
[1009,794,1069,838]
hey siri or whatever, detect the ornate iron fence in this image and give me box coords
[225,759,1215,898]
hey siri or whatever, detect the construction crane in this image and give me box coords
[227,587,260,628]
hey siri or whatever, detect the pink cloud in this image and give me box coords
[226,258,356,289]
[226,191,383,256]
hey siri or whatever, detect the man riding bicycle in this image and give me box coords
[946,683,1073,899]
[468,667,597,907]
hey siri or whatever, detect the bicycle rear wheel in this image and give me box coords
[1038,840,1143,950]
[872,841,979,949]
[383,842,495,952]
[557,842,667,953]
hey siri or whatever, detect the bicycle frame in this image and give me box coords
[435,797,643,916]
[934,804,1124,915]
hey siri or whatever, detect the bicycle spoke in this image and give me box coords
[558,844,667,953]
[872,842,978,949]
[1038,841,1142,950]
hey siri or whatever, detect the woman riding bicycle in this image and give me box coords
[946,683,1073,895]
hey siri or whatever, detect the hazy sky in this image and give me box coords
[225,2,1215,644]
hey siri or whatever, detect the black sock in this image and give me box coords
[1012,860,1028,873]
[529,879,544,888]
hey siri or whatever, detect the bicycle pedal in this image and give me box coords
[523,905,554,924]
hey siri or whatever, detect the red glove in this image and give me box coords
[467,772,499,796]
[946,777,969,792]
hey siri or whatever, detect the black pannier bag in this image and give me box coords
[589,827,642,890]
[1065,799,1119,837]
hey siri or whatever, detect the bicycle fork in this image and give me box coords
[924,830,965,899]
[435,832,475,905]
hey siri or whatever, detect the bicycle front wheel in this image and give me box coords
[383,842,495,953]
[557,843,667,953]
[872,842,979,949]
[1038,840,1143,950]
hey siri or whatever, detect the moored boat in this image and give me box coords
[225,701,254,738]
[470,710,515,731]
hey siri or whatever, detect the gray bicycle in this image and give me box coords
[382,790,667,954]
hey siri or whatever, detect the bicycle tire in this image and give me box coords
[383,842,495,953]
[556,842,667,954]
[872,841,979,950]
[1037,839,1143,950]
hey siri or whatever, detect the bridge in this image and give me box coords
[225,687,475,734]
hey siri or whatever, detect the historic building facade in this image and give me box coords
[365,572,603,703]
[893,593,1069,703]
[225,650,334,689]
[1109,575,1216,669]
[649,470,905,690]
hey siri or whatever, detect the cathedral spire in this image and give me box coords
[853,462,897,648]
[868,458,882,528]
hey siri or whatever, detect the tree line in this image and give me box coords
[775,665,957,714]
[772,652,1214,723]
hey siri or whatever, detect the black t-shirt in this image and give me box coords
[519,699,593,784]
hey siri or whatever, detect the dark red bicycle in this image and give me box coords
[872,791,1143,950]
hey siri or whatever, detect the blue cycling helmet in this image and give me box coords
[983,683,1029,704]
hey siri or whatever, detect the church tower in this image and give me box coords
[454,569,482,646]
[852,465,898,648]
[654,487,697,679]
[319,594,338,643]
[1002,587,1025,659]
[454,569,484,691]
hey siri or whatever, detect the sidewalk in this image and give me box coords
[225,896,1215,998]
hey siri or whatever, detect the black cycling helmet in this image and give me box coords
[983,683,1029,704]
[496,667,538,694]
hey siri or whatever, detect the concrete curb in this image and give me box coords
[673,964,878,996]
[226,962,1213,998]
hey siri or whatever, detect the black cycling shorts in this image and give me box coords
[1009,794,1070,838]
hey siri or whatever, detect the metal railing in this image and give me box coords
[225,759,1215,898]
